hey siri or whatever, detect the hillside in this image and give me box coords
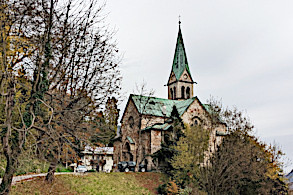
[11,172,165,195]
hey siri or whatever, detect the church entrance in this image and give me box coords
[123,142,133,161]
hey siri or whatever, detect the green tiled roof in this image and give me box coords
[203,104,225,124]
[202,104,212,113]
[172,25,193,81]
[126,136,134,144]
[131,94,196,117]
[142,123,172,131]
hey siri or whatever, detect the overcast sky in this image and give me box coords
[103,0,293,172]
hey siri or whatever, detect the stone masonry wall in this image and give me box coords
[181,98,226,162]
[150,130,162,154]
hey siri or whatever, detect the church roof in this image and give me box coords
[131,94,196,117]
[171,24,193,81]
[141,123,172,132]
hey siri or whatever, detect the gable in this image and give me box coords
[182,97,208,120]
[179,69,193,82]
[181,97,226,126]
[168,71,177,84]
[120,95,140,124]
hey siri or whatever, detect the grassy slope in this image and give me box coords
[11,172,164,195]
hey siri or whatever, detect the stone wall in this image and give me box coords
[114,99,166,166]
[168,69,194,100]
[181,98,226,162]
[115,96,227,171]
[114,99,140,163]
[113,139,122,164]
[141,115,165,130]
[150,130,162,154]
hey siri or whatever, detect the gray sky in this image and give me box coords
[104,0,293,172]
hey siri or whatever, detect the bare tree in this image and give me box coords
[0,0,121,192]
[0,0,55,193]
[33,0,121,182]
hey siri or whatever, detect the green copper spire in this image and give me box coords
[171,22,192,81]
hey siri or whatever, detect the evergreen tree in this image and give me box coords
[104,97,119,134]
[90,111,117,146]
[152,105,185,175]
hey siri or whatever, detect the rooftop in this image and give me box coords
[171,24,193,81]
[131,94,196,117]
[82,146,114,154]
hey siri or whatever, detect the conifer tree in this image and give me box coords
[104,97,119,135]
[152,105,184,174]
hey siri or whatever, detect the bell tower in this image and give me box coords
[167,21,195,100]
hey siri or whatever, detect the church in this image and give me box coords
[113,22,226,171]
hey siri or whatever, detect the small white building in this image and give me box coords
[80,146,114,172]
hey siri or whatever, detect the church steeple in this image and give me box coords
[167,21,195,100]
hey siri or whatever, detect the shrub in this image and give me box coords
[56,164,73,172]
[157,180,180,195]
[157,183,168,195]
[167,180,179,195]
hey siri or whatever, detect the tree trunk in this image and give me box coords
[0,152,18,195]
[45,161,57,183]
[0,168,13,195]
[0,84,19,195]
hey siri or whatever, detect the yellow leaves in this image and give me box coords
[6,36,35,63]
[1,6,35,71]
[14,89,23,101]
[166,180,179,195]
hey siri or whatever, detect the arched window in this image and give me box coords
[125,142,131,152]
[174,87,176,99]
[128,116,134,128]
[170,88,173,99]
[191,117,201,126]
[181,86,185,99]
[186,87,190,99]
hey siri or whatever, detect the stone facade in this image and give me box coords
[113,23,226,171]
[113,94,226,171]
[168,69,194,100]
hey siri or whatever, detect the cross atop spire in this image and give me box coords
[179,15,181,25]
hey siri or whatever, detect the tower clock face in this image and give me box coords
[184,74,188,79]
